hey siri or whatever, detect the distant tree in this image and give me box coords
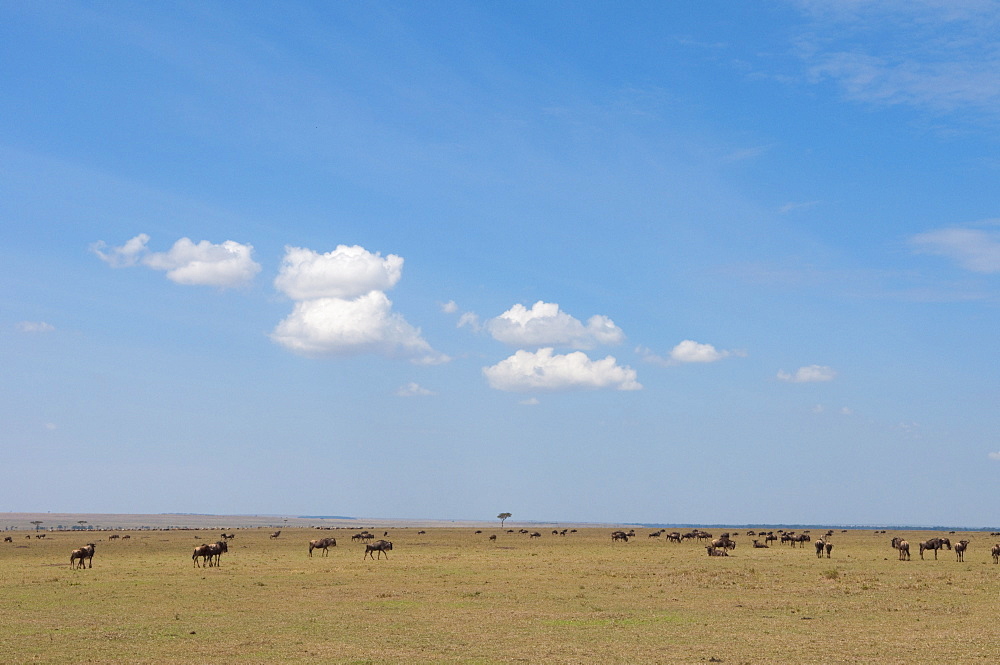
[30,520,43,532]
[497,513,512,528]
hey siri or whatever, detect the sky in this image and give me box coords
[2,1,999,527]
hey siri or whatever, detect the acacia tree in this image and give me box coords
[497,512,512,528]
[30,520,43,532]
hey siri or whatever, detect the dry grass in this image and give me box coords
[3,527,1000,663]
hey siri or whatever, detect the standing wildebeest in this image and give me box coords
[991,544,1000,564]
[891,537,910,561]
[919,538,945,560]
[489,534,497,542]
[207,541,228,566]
[308,537,337,557]
[270,530,281,539]
[70,543,96,569]
[364,540,392,560]
[954,540,969,562]
[815,539,826,558]
[3,536,11,543]
[192,544,212,567]
[711,536,736,551]
[611,531,629,542]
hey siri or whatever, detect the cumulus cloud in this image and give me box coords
[271,291,446,364]
[483,348,641,392]
[92,234,261,287]
[639,340,741,366]
[271,245,446,364]
[274,245,402,300]
[395,382,435,397]
[486,301,624,349]
[777,365,837,383]
[18,321,55,333]
[989,451,1000,461]
[910,226,1000,273]
[440,300,458,314]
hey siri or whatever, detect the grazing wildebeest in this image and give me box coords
[308,537,337,557]
[364,540,392,560]
[270,530,281,539]
[70,543,96,569]
[529,532,541,539]
[815,539,826,558]
[991,544,1000,564]
[489,535,497,542]
[954,540,969,562]
[221,533,235,541]
[121,534,130,540]
[825,542,833,558]
[706,546,728,557]
[109,534,120,541]
[919,538,945,560]
[611,531,629,542]
[891,537,910,561]
[3,536,12,543]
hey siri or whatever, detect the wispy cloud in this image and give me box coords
[777,365,837,383]
[395,382,435,397]
[910,224,1000,273]
[18,321,55,333]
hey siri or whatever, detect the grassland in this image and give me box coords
[3,524,1000,663]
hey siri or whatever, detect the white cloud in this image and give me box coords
[483,348,641,392]
[910,226,1000,273]
[639,340,741,366]
[457,312,481,331]
[91,233,150,267]
[989,451,1000,461]
[839,406,853,416]
[145,238,261,287]
[92,234,261,287]
[777,365,837,383]
[274,245,402,300]
[440,300,458,314]
[44,422,57,431]
[18,321,55,333]
[486,301,624,349]
[519,397,540,406]
[670,340,730,363]
[395,382,435,397]
[270,291,447,364]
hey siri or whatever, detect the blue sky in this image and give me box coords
[3,1,999,526]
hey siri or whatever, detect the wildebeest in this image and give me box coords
[611,531,629,542]
[70,543,96,569]
[192,544,212,567]
[489,534,497,542]
[752,539,768,548]
[529,532,541,539]
[919,538,946,560]
[825,542,833,557]
[270,530,281,539]
[364,540,392,560]
[706,546,728,557]
[109,534,120,541]
[891,537,910,561]
[711,536,736,551]
[308,537,337,557]
[221,532,235,541]
[991,544,1000,564]
[954,540,969,562]
[815,539,826,558]
[207,541,228,566]
[3,536,11,543]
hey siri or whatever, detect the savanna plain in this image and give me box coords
[3,520,1000,664]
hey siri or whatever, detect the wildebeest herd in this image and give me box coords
[2,526,996,570]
